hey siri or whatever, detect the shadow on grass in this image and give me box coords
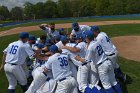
[121,74,133,93]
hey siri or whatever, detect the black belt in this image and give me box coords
[59,78,66,82]
[46,78,50,81]
[82,62,88,66]
[42,72,50,81]
[107,53,115,56]
[97,58,109,66]
[7,63,17,65]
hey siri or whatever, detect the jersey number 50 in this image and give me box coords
[9,45,19,54]
[58,57,68,67]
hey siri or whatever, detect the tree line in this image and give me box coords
[0,0,140,21]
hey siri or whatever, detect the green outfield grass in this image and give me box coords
[0,16,140,31]
[0,24,140,93]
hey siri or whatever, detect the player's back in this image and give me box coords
[96,32,116,55]
[5,40,30,65]
[86,40,107,65]
[48,53,72,81]
[80,25,91,32]
[76,41,87,58]
[71,25,91,35]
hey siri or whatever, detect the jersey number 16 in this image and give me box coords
[9,45,19,54]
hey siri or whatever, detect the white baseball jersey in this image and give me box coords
[76,42,87,58]
[55,41,63,49]
[62,43,77,55]
[4,40,35,65]
[96,32,117,55]
[45,53,72,81]
[63,43,83,65]
[71,25,91,35]
[85,40,107,65]
[44,27,59,38]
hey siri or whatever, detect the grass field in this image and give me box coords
[0,24,140,93]
[0,16,140,31]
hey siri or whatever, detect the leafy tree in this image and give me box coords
[95,0,109,15]
[23,2,35,20]
[0,6,10,20]
[108,0,125,15]
[70,0,81,17]
[44,0,58,18]
[57,0,72,17]
[34,2,45,19]
[10,7,23,21]
[125,0,140,14]
[79,0,96,16]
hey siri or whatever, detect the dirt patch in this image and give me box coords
[112,36,140,62]
[0,20,140,37]
[0,20,140,62]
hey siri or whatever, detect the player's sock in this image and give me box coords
[105,87,115,93]
[20,85,28,92]
[84,86,92,93]
[113,83,123,93]
[8,89,15,93]
[92,86,101,93]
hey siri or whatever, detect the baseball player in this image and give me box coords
[55,35,79,79]
[58,28,66,36]
[75,30,122,93]
[62,33,99,93]
[70,22,91,38]
[44,45,78,93]
[39,23,59,40]
[23,35,37,77]
[25,66,53,93]
[36,79,57,93]
[91,26,125,82]
[1,32,47,93]
[0,32,35,93]
[26,41,55,93]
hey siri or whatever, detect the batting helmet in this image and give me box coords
[90,26,100,32]
[49,45,58,53]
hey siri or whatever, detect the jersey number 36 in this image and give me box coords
[58,57,68,67]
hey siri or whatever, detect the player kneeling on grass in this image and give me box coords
[43,45,78,93]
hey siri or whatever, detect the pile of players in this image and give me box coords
[1,22,126,93]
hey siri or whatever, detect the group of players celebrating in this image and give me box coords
[1,22,126,93]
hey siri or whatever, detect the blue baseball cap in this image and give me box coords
[75,33,83,40]
[19,32,29,38]
[60,35,67,42]
[72,22,79,29]
[90,26,100,32]
[59,28,64,32]
[28,35,37,41]
[45,38,53,46]
[54,35,61,41]
[49,45,58,53]
[37,43,45,49]
[85,30,94,39]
